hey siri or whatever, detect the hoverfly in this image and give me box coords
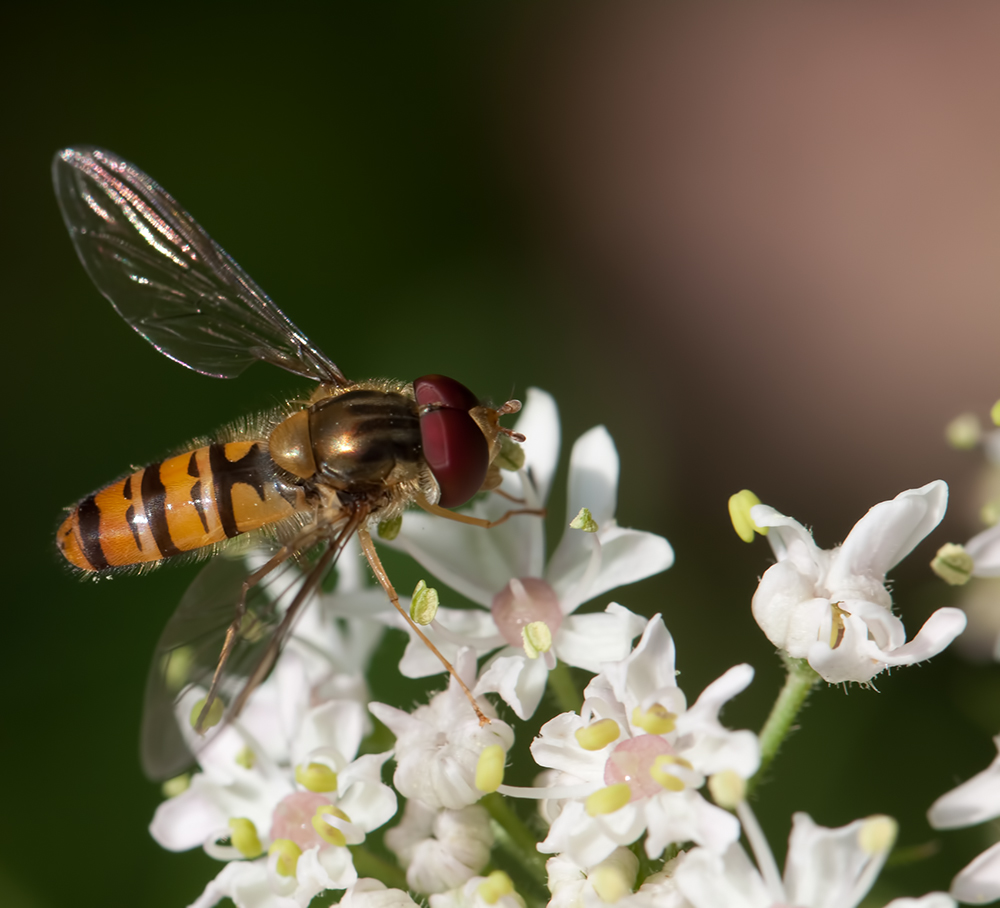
[53,147,534,781]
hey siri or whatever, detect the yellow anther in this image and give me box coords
[378,515,403,540]
[708,771,746,809]
[585,783,632,816]
[649,755,687,792]
[161,774,190,798]
[228,817,263,858]
[410,580,439,626]
[295,762,338,793]
[829,603,849,649]
[475,744,506,793]
[570,507,599,533]
[992,399,1000,427]
[728,490,768,543]
[931,543,974,586]
[631,703,675,735]
[268,838,302,877]
[858,815,898,855]
[235,746,255,770]
[496,434,526,472]
[477,870,516,905]
[312,805,351,847]
[189,696,224,734]
[162,646,196,695]
[522,621,552,659]
[574,718,620,751]
[590,865,632,903]
[945,413,982,450]
[983,501,1000,527]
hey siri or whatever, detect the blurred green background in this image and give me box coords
[2,4,1000,907]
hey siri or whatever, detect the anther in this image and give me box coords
[858,815,898,855]
[521,621,552,659]
[631,704,675,735]
[410,580,439,626]
[295,762,338,793]
[575,719,620,751]
[478,870,516,905]
[570,507,599,533]
[311,805,351,847]
[931,543,974,586]
[189,696,224,734]
[728,490,768,543]
[229,817,263,858]
[269,838,302,877]
[161,774,190,798]
[649,755,687,792]
[708,771,746,809]
[585,784,632,817]
[475,744,506,793]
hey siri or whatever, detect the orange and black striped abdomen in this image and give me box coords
[58,441,307,572]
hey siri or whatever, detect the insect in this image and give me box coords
[53,146,535,781]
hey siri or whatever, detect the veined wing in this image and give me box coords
[53,146,348,384]
[141,529,351,782]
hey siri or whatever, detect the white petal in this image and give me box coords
[340,878,421,908]
[395,608,502,679]
[751,560,825,656]
[830,481,948,583]
[968,524,1000,577]
[189,861,275,908]
[530,710,610,780]
[475,650,550,719]
[750,505,825,573]
[150,784,226,852]
[783,812,886,908]
[644,791,741,858]
[555,604,648,673]
[928,735,1000,829]
[338,752,399,832]
[950,840,1000,905]
[291,699,368,767]
[674,844,771,908]
[567,426,621,527]
[512,387,562,505]
[884,895,956,908]
[552,525,675,615]
[600,614,678,709]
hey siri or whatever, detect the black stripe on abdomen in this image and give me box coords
[141,465,181,558]
[77,495,109,571]
[209,443,269,539]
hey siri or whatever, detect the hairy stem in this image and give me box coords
[748,655,821,796]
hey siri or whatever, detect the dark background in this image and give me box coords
[2,4,1000,906]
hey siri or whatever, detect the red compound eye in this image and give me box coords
[414,374,489,508]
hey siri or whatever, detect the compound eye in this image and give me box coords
[414,374,488,509]
[413,374,480,411]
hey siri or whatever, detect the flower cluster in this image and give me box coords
[145,388,992,908]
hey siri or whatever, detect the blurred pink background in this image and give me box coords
[500,1,1000,541]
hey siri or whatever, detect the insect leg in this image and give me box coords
[415,495,545,529]
[193,526,323,733]
[357,528,491,726]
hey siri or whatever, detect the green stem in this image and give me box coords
[482,792,548,887]
[349,845,408,891]
[548,660,583,714]
[747,655,821,796]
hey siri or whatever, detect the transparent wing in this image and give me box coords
[141,530,350,782]
[53,146,348,384]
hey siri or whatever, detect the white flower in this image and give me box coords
[750,481,967,683]
[547,847,639,908]
[383,388,673,719]
[505,614,757,867]
[340,878,421,908]
[385,800,493,894]
[369,649,514,810]
[151,644,396,908]
[928,733,1000,904]
[966,524,1000,578]
[675,812,954,908]
[429,873,526,908]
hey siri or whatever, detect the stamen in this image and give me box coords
[229,818,263,858]
[570,507,599,533]
[311,805,351,847]
[707,770,745,809]
[728,490,768,543]
[848,816,898,906]
[478,870,516,905]
[161,774,190,798]
[410,580,440,626]
[992,398,1000,426]
[736,800,785,903]
[585,784,632,816]
[268,838,302,877]
[590,865,632,903]
[631,703,675,735]
[829,604,849,649]
[475,744,506,793]
[575,718,620,751]
[189,696,224,734]
[649,755,687,792]
[604,735,674,800]
[931,543,974,586]
[295,762,338,793]
[377,515,403,540]
[522,621,552,659]
[235,746,255,770]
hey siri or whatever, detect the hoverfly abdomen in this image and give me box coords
[58,441,307,572]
